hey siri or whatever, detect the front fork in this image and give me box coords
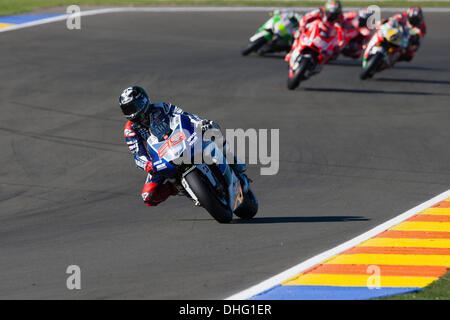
[289,50,315,79]
[363,44,386,68]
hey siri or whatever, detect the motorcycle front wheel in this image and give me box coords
[287,57,313,90]
[184,170,233,223]
[360,52,383,80]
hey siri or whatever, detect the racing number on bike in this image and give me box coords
[158,132,186,158]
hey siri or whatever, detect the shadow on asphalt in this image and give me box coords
[179,216,369,223]
[246,53,286,59]
[328,59,450,72]
[303,87,450,96]
[232,216,369,224]
[393,65,450,72]
[328,59,361,67]
[375,77,450,85]
[245,56,450,75]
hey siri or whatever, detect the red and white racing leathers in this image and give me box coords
[289,8,345,65]
[298,8,343,32]
[341,11,371,59]
[388,12,427,61]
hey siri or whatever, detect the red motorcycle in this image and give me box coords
[340,10,373,59]
[285,19,343,90]
[360,21,410,80]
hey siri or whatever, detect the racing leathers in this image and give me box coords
[341,11,371,59]
[296,8,345,53]
[387,12,426,62]
[298,8,343,33]
[271,9,302,43]
[256,10,302,54]
[288,8,345,72]
[124,102,246,207]
[124,102,206,206]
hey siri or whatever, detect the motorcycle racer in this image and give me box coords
[287,0,345,75]
[340,9,374,59]
[360,19,410,79]
[262,9,302,53]
[120,86,246,207]
[298,0,344,33]
[241,9,302,56]
[386,6,426,62]
[277,9,303,37]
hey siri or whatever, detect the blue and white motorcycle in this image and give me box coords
[146,114,258,223]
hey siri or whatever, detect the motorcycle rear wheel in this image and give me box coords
[234,189,258,220]
[257,36,289,56]
[184,170,233,223]
[241,37,268,56]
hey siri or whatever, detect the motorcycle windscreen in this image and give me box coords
[149,109,172,141]
[149,124,187,162]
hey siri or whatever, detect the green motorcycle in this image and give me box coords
[241,10,302,56]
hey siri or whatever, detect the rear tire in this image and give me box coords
[234,189,258,220]
[257,38,283,56]
[184,170,233,223]
[257,43,272,56]
[360,53,383,80]
[241,37,268,56]
[287,57,312,90]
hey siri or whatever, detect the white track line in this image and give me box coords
[226,189,450,300]
[1,6,449,33]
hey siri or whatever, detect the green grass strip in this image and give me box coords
[377,270,450,300]
[1,1,450,17]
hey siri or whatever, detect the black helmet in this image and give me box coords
[358,8,374,28]
[324,0,342,23]
[407,6,423,27]
[119,86,151,122]
[288,12,302,28]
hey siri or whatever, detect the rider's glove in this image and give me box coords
[201,120,217,132]
[144,161,154,174]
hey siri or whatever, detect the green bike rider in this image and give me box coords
[241,10,302,56]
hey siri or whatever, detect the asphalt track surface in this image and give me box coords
[0,11,449,299]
